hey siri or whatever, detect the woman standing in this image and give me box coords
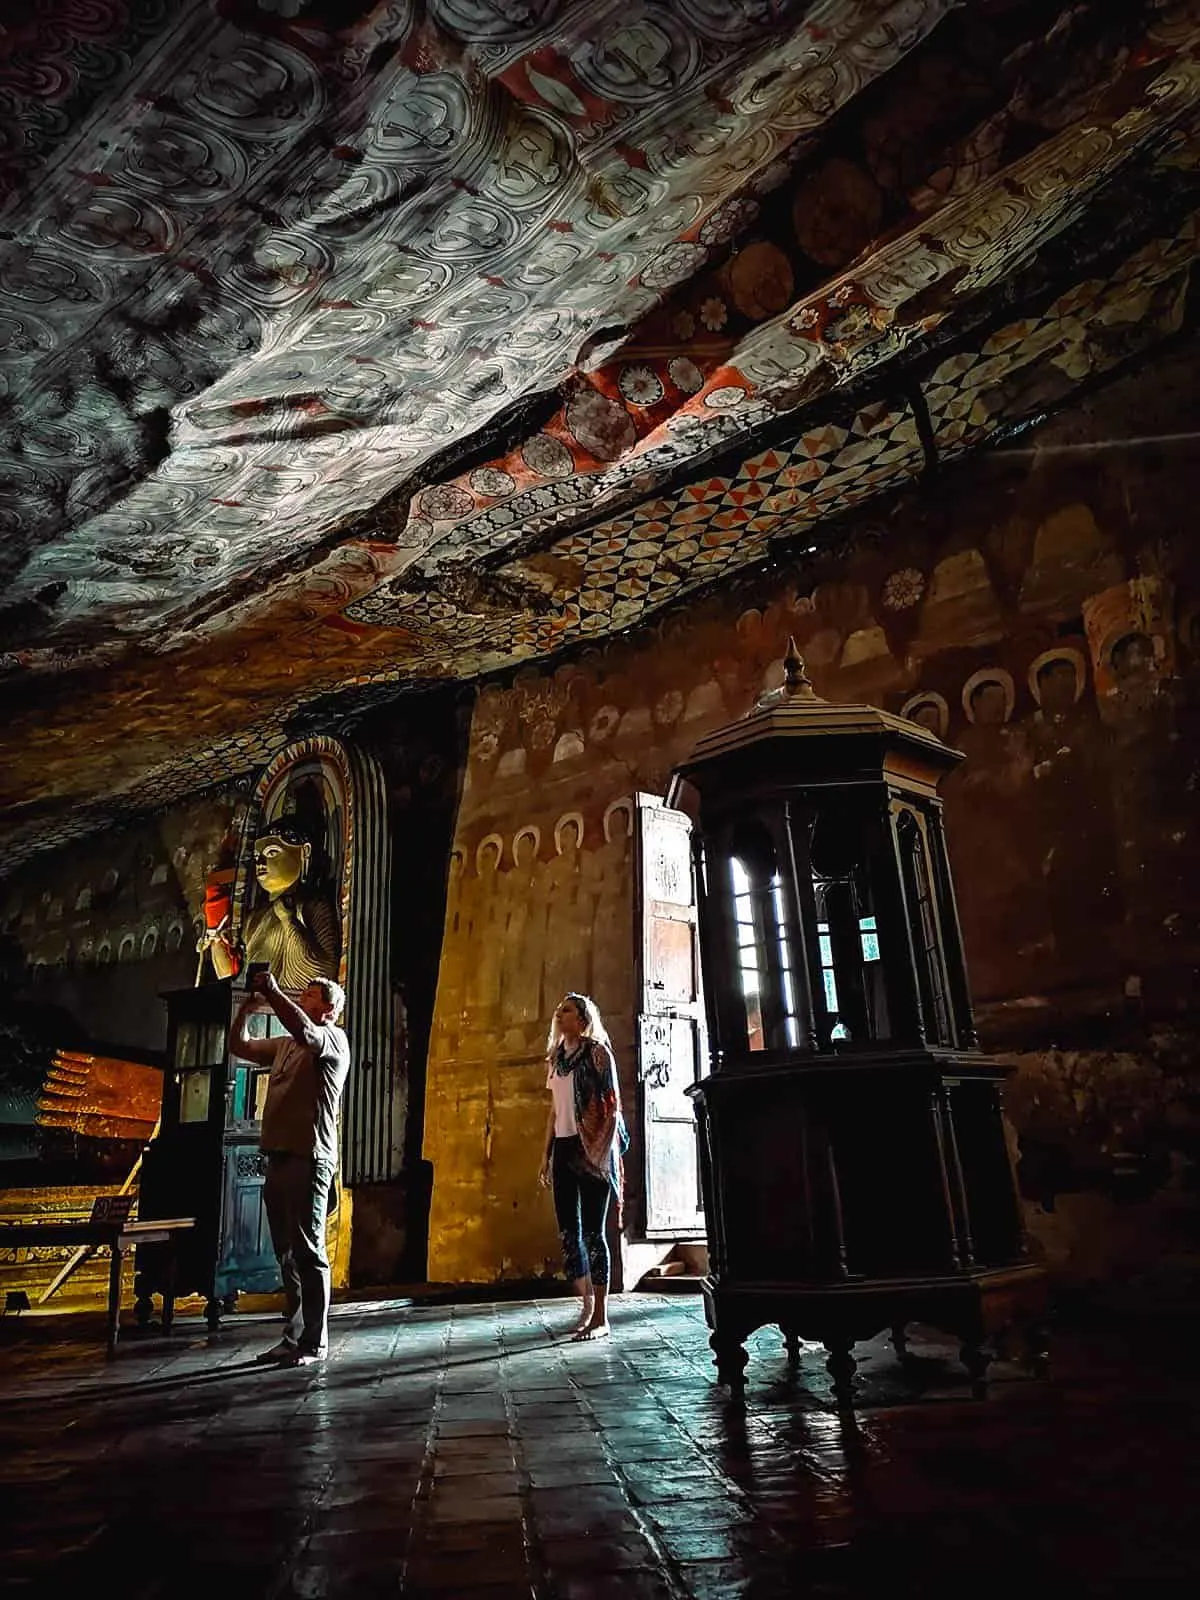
[539,993,625,1341]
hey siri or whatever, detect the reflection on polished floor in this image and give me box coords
[0,1293,1195,1599]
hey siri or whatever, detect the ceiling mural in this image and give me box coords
[1,0,1199,865]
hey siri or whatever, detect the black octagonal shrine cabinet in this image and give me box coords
[672,643,1047,1404]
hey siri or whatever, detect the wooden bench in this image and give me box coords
[0,1213,195,1355]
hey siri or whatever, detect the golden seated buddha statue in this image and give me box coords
[202,817,340,991]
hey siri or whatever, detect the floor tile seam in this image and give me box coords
[575,1316,813,1512]
[295,1457,338,1530]
[395,1317,453,1590]
[6,1338,266,1414]
[575,1388,762,1519]
[566,1385,706,1600]
[501,1376,554,1599]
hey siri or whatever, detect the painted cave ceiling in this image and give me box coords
[2,0,1199,866]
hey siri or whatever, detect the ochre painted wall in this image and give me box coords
[424,347,1200,1295]
[424,793,639,1283]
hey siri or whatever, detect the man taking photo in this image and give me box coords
[229,968,350,1367]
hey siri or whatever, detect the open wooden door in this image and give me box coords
[635,792,707,1239]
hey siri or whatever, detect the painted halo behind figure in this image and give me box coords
[539,992,627,1342]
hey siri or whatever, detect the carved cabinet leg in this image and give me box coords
[1024,1319,1050,1379]
[159,1252,178,1333]
[710,1328,749,1395]
[134,1272,154,1329]
[960,1341,991,1398]
[106,1243,124,1358]
[824,1335,857,1408]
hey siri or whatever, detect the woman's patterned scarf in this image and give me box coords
[557,1037,627,1217]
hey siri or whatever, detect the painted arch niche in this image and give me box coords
[230,745,350,990]
[219,735,399,1184]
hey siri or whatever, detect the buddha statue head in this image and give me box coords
[253,815,316,898]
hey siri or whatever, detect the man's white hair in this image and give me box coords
[312,977,346,1021]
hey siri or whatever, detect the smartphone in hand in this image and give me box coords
[246,961,271,995]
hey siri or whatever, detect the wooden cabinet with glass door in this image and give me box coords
[674,643,1048,1404]
[135,980,281,1331]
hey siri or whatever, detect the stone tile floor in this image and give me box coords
[0,1293,1196,1599]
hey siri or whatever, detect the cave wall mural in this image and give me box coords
[423,346,1200,1294]
[5,3,1200,886]
[3,347,1198,1302]
[1,2,1199,1309]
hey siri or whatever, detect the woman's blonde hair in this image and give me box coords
[546,992,613,1061]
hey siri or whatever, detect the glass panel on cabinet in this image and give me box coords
[228,1065,247,1123]
[200,1022,225,1065]
[809,806,891,1047]
[727,821,801,1053]
[179,1069,211,1123]
[175,1022,198,1070]
[896,809,954,1045]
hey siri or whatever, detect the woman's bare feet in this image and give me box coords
[562,1277,594,1337]
[570,1318,610,1342]
[566,1302,594,1336]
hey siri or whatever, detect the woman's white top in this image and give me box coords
[547,1062,578,1137]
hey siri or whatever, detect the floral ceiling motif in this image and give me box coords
[1,0,1199,862]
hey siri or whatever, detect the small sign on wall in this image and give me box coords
[89,1194,135,1227]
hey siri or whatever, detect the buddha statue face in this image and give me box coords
[253,830,311,896]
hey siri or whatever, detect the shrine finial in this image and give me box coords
[783,636,815,698]
[747,635,822,714]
